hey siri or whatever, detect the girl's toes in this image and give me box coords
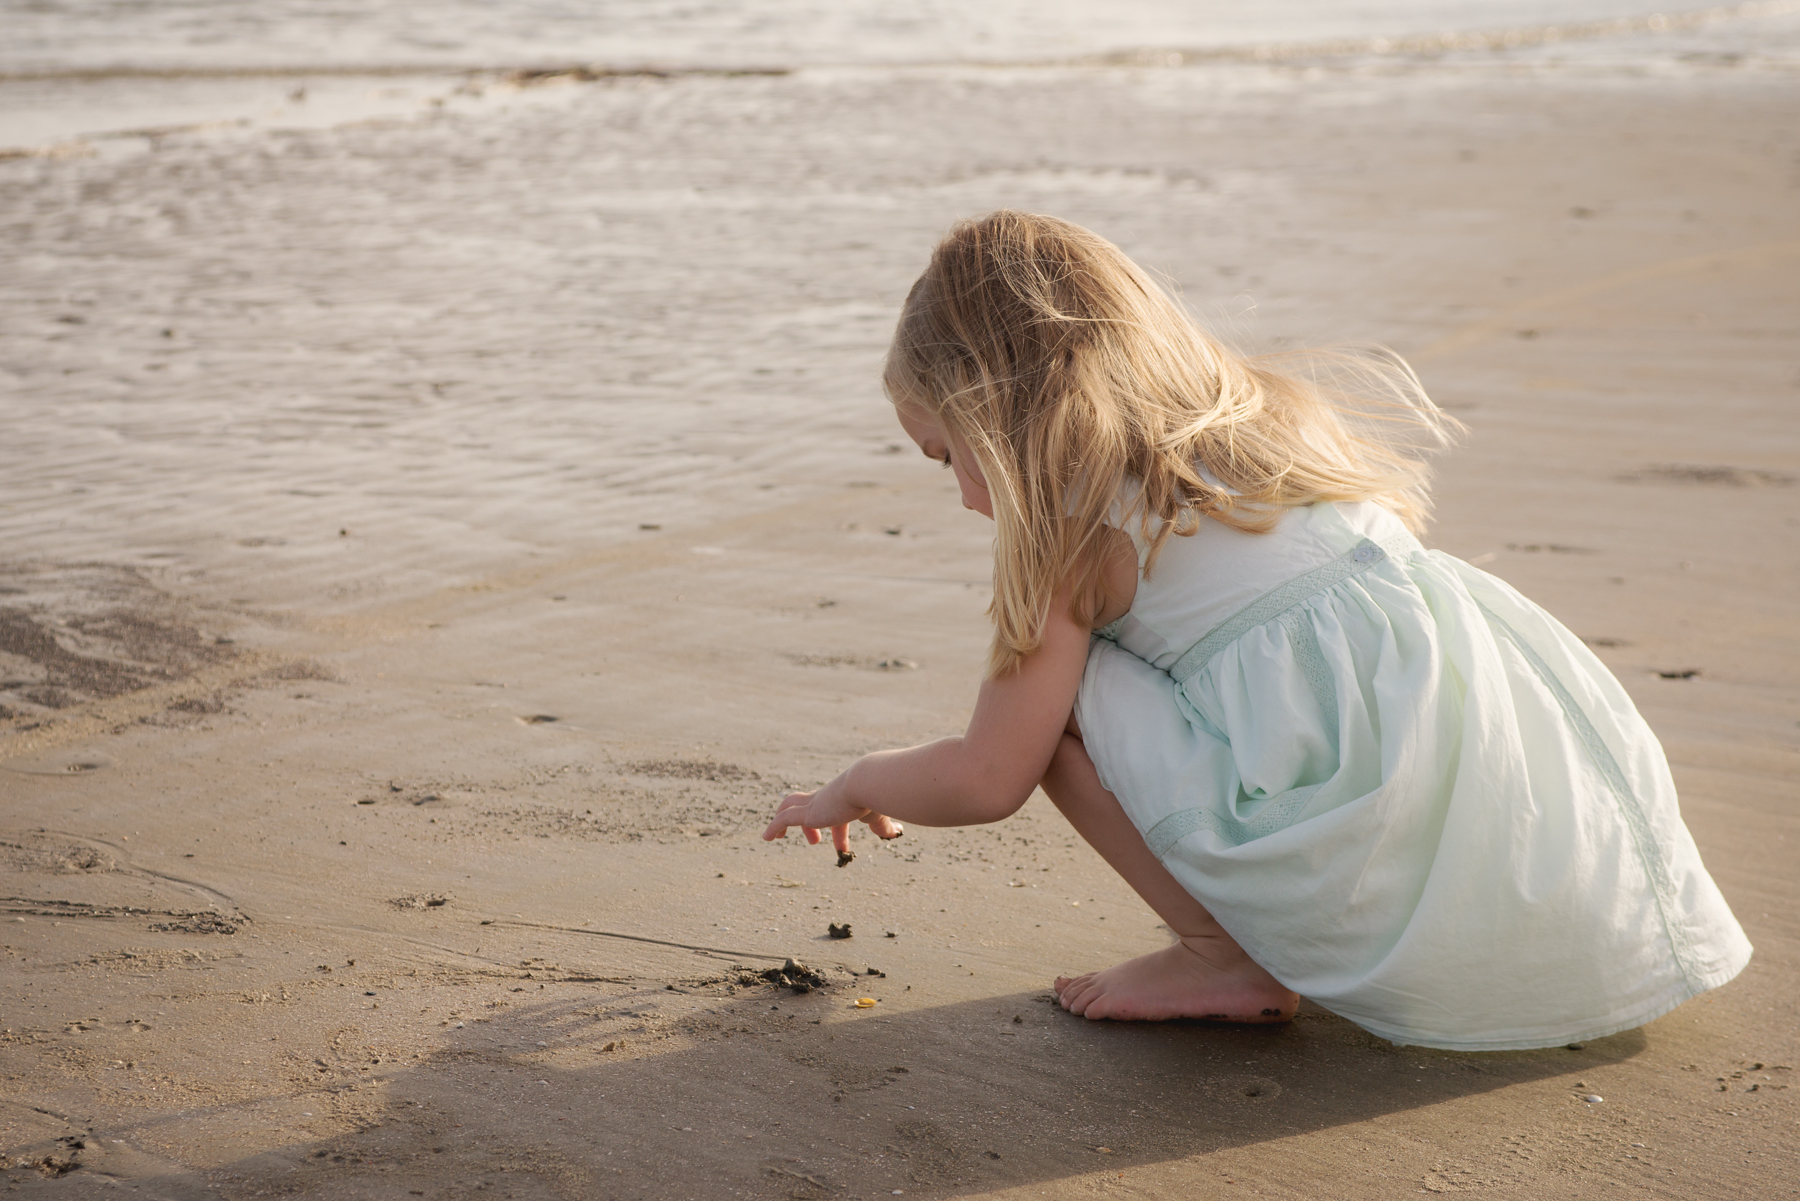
[1058,975,1102,1015]
[1078,992,1115,1020]
[1072,980,1115,1018]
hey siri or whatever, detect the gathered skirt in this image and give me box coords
[1074,536,1751,1051]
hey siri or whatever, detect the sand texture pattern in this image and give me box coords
[2,15,1797,1200]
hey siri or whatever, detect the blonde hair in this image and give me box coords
[883,210,1459,676]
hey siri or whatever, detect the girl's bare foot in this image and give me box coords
[1053,934,1299,1023]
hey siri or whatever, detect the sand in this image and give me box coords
[2,16,1798,1200]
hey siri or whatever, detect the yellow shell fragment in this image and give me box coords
[854,997,878,1008]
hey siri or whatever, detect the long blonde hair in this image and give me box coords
[883,211,1459,676]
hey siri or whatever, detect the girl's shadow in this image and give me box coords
[135,982,1642,1198]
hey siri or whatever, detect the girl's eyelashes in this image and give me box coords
[940,454,953,469]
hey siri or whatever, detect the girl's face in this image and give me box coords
[896,405,994,519]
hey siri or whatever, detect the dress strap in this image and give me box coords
[1167,533,1421,686]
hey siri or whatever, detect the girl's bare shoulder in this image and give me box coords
[1091,524,1138,629]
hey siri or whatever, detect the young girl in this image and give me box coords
[763,211,1751,1051]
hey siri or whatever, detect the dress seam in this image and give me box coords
[1474,598,1705,995]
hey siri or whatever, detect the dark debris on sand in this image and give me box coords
[388,893,452,910]
[0,561,236,724]
[146,911,241,935]
[748,959,829,994]
[624,758,760,784]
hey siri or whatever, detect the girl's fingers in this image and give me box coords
[764,792,815,842]
[865,813,905,840]
[766,792,881,853]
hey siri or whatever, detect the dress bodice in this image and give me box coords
[1104,500,1418,674]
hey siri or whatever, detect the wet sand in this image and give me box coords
[3,20,1798,1200]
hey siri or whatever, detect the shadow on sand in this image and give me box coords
[117,975,1638,1200]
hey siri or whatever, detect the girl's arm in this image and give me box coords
[762,588,1092,851]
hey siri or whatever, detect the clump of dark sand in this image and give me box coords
[0,561,236,724]
[388,893,452,910]
[624,758,759,783]
[753,959,827,993]
[147,912,240,935]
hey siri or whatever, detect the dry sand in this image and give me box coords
[2,19,1798,1201]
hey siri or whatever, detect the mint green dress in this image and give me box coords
[1073,500,1750,1051]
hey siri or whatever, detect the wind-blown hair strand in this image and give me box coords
[883,211,1459,676]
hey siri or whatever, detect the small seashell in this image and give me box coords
[1582,1094,1603,1103]
[855,997,877,1008]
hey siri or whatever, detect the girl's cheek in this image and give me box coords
[960,479,995,518]
[946,450,994,517]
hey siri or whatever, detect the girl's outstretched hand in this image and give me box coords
[763,780,904,855]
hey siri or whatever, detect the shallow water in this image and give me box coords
[0,0,1723,74]
[4,0,1777,149]
[2,3,1796,624]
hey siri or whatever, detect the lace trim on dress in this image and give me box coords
[1144,785,1325,854]
[1279,606,1340,745]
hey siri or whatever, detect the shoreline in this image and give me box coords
[7,0,1793,79]
[6,1,1799,153]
